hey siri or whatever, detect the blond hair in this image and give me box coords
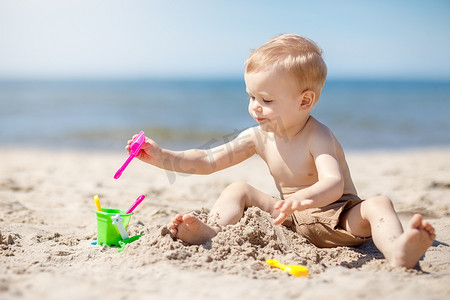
[245,34,327,95]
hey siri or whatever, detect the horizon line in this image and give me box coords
[0,76,450,84]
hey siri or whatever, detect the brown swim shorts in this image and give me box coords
[290,194,372,248]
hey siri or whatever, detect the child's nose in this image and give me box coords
[251,100,262,112]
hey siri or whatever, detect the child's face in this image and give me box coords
[244,68,305,134]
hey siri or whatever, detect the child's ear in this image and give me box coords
[299,90,316,110]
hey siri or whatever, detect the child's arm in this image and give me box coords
[273,127,345,225]
[127,128,257,175]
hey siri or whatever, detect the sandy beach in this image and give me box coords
[0,146,449,300]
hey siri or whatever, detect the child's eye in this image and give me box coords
[263,99,273,103]
[248,96,256,100]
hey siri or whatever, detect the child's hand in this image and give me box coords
[273,198,314,225]
[126,134,161,165]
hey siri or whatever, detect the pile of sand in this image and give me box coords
[124,207,385,279]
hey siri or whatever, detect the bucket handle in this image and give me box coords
[111,214,129,240]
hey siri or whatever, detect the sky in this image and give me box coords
[0,0,449,80]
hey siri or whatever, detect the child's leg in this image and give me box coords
[168,182,279,245]
[339,196,436,269]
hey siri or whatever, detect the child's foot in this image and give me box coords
[389,214,436,269]
[167,214,218,245]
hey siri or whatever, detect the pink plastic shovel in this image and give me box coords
[114,131,145,179]
[125,195,146,214]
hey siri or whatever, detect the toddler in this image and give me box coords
[128,34,435,269]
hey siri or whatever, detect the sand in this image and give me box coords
[0,146,449,300]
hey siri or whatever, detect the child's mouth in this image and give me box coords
[256,118,268,123]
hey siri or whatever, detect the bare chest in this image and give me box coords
[259,140,318,187]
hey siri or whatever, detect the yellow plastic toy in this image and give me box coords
[94,195,102,211]
[266,259,308,277]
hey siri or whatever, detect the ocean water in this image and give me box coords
[0,79,449,152]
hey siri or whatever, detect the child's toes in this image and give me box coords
[168,227,178,236]
[170,214,183,225]
[423,221,435,234]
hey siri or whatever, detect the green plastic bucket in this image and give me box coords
[96,208,133,246]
